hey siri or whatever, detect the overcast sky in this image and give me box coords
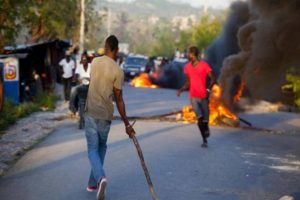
[107,0,237,9]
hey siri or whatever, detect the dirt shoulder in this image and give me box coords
[0,100,70,176]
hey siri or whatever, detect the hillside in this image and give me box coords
[92,0,225,54]
[95,0,203,19]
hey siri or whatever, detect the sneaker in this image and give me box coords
[86,185,97,192]
[201,143,208,148]
[97,178,107,200]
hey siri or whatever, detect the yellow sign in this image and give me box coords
[0,57,19,81]
[5,64,17,80]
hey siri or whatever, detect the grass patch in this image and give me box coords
[33,92,57,111]
[0,92,58,134]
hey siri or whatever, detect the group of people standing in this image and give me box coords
[59,35,215,200]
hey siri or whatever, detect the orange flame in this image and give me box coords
[234,81,245,103]
[181,85,239,126]
[181,105,197,124]
[130,73,159,88]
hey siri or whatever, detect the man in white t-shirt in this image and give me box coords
[69,54,91,113]
[59,52,75,101]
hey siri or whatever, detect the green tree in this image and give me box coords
[0,0,102,51]
[22,0,81,43]
[0,0,25,52]
[146,14,223,58]
[176,30,193,52]
[150,25,175,58]
[192,15,222,53]
[84,0,106,50]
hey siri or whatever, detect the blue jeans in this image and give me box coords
[190,98,209,122]
[85,114,111,187]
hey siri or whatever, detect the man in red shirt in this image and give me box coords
[177,46,215,148]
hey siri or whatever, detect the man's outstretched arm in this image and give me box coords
[177,75,190,97]
[113,87,135,137]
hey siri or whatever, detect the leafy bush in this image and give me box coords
[282,74,300,107]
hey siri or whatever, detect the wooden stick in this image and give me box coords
[238,117,252,127]
[130,121,159,200]
[120,110,181,120]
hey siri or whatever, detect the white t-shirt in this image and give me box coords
[75,63,91,79]
[59,58,75,78]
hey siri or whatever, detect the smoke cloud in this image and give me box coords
[205,1,250,78]
[151,62,186,89]
[219,0,300,105]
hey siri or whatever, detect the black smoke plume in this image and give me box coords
[150,62,186,89]
[219,0,300,106]
[205,1,250,78]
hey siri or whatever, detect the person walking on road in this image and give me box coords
[59,52,75,101]
[177,46,215,148]
[84,35,136,200]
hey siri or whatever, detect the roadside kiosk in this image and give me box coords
[1,40,71,104]
[0,62,3,111]
[0,55,23,103]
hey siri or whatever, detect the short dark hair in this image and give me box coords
[105,35,119,52]
[189,46,199,57]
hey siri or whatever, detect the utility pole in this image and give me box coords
[107,8,111,36]
[203,2,208,15]
[79,0,85,53]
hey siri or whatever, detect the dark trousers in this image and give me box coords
[191,98,210,144]
[62,77,72,101]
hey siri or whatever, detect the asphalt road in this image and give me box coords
[0,86,299,200]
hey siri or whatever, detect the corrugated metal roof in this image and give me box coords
[0,53,28,59]
[4,39,71,51]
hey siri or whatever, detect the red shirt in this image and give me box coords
[184,60,212,99]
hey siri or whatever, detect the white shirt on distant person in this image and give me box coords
[59,58,75,78]
[75,63,91,79]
